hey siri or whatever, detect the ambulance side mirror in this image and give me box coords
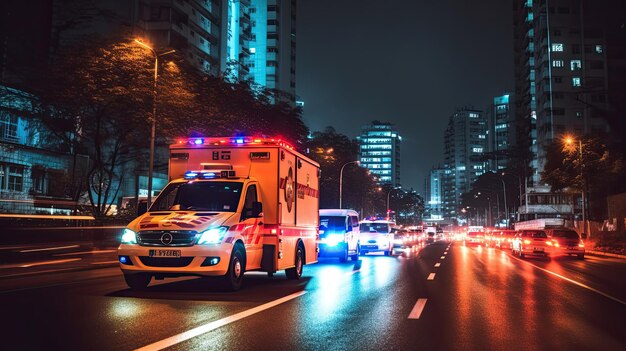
[252,202,263,218]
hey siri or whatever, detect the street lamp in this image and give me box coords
[387,186,402,220]
[565,136,586,236]
[498,177,508,228]
[502,172,523,220]
[134,39,175,207]
[339,160,360,209]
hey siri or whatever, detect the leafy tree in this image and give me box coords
[542,136,624,219]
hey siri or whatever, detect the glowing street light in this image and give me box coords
[564,135,586,236]
[339,160,360,209]
[134,39,175,207]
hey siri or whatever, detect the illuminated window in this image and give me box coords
[595,45,603,54]
[0,112,19,141]
[551,43,564,52]
[572,77,581,87]
[469,113,479,118]
[570,60,581,70]
[552,60,564,68]
[250,47,256,54]
[478,134,486,139]
[472,147,483,153]
[6,165,24,192]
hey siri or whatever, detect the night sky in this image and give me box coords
[297,0,514,192]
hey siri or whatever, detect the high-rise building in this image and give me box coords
[513,0,626,185]
[487,93,514,171]
[357,121,401,186]
[442,108,489,219]
[424,167,445,221]
[247,0,297,103]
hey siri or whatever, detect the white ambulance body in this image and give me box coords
[118,136,320,291]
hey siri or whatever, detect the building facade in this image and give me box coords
[247,0,297,103]
[487,94,514,171]
[357,121,401,186]
[424,167,445,221]
[513,0,625,185]
[442,108,489,220]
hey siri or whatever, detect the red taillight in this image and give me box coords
[546,241,553,246]
[523,239,531,245]
[579,242,585,248]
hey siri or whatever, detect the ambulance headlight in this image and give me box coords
[198,226,229,244]
[121,229,137,244]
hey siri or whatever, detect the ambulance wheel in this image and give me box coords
[286,246,304,280]
[223,245,245,291]
[124,273,151,290]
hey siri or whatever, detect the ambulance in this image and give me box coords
[118,136,320,291]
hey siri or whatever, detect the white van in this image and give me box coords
[359,219,395,256]
[318,209,361,262]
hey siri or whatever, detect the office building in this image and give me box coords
[357,121,401,186]
[247,0,297,103]
[424,167,445,221]
[487,93,514,171]
[442,108,489,219]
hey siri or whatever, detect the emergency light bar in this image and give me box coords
[174,136,295,150]
[184,170,237,180]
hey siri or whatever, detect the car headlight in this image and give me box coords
[323,233,345,246]
[121,228,137,244]
[198,226,229,244]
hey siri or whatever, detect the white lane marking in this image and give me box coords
[510,255,626,306]
[440,256,446,259]
[427,273,436,280]
[19,245,80,253]
[19,258,82,268]
[135,291,307,351]
[434,263,441,268]
[55,249,117,257]
[408,298,428,319]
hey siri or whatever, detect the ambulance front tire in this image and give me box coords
[286,245,304,280]
[339,245,348,263]
[223,244,245,291]
[124,273,151,290]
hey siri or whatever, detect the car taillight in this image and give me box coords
[578,242,585,248]
[523,239,531,245]
[553,241,560,247]
[546,241,553,246]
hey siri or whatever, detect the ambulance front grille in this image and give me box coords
[137,230,199,246]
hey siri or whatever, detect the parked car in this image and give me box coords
[319,209,361,262]
[512,230,552,259]
[546,228,585,259]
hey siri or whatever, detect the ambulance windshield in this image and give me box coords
[150,181,243,212]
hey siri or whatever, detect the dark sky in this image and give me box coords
[297,0,514,192]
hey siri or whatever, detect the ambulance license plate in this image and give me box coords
[149,249,181,258]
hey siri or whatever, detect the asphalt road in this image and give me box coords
[1,241,625,351]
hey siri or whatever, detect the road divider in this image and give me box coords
[408,298,428,319]
[135,290,307,351]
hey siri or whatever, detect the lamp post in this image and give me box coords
[502,172,523,221]
[499,177,508,228]
[134,39,175,207]
[566,136,585,236]
[387,186,401,220]
[339,160,360,209]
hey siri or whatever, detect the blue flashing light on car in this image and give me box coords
[194,138,204,145]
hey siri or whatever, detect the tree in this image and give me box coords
[542,136,624,220]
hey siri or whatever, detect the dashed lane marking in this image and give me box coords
[408,298,428,319]
[135,291,307,351]
[427,273,436,280]
[434,263,441,267]
[440,256,446,259]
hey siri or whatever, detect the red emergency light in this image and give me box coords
[174,136,295,150]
